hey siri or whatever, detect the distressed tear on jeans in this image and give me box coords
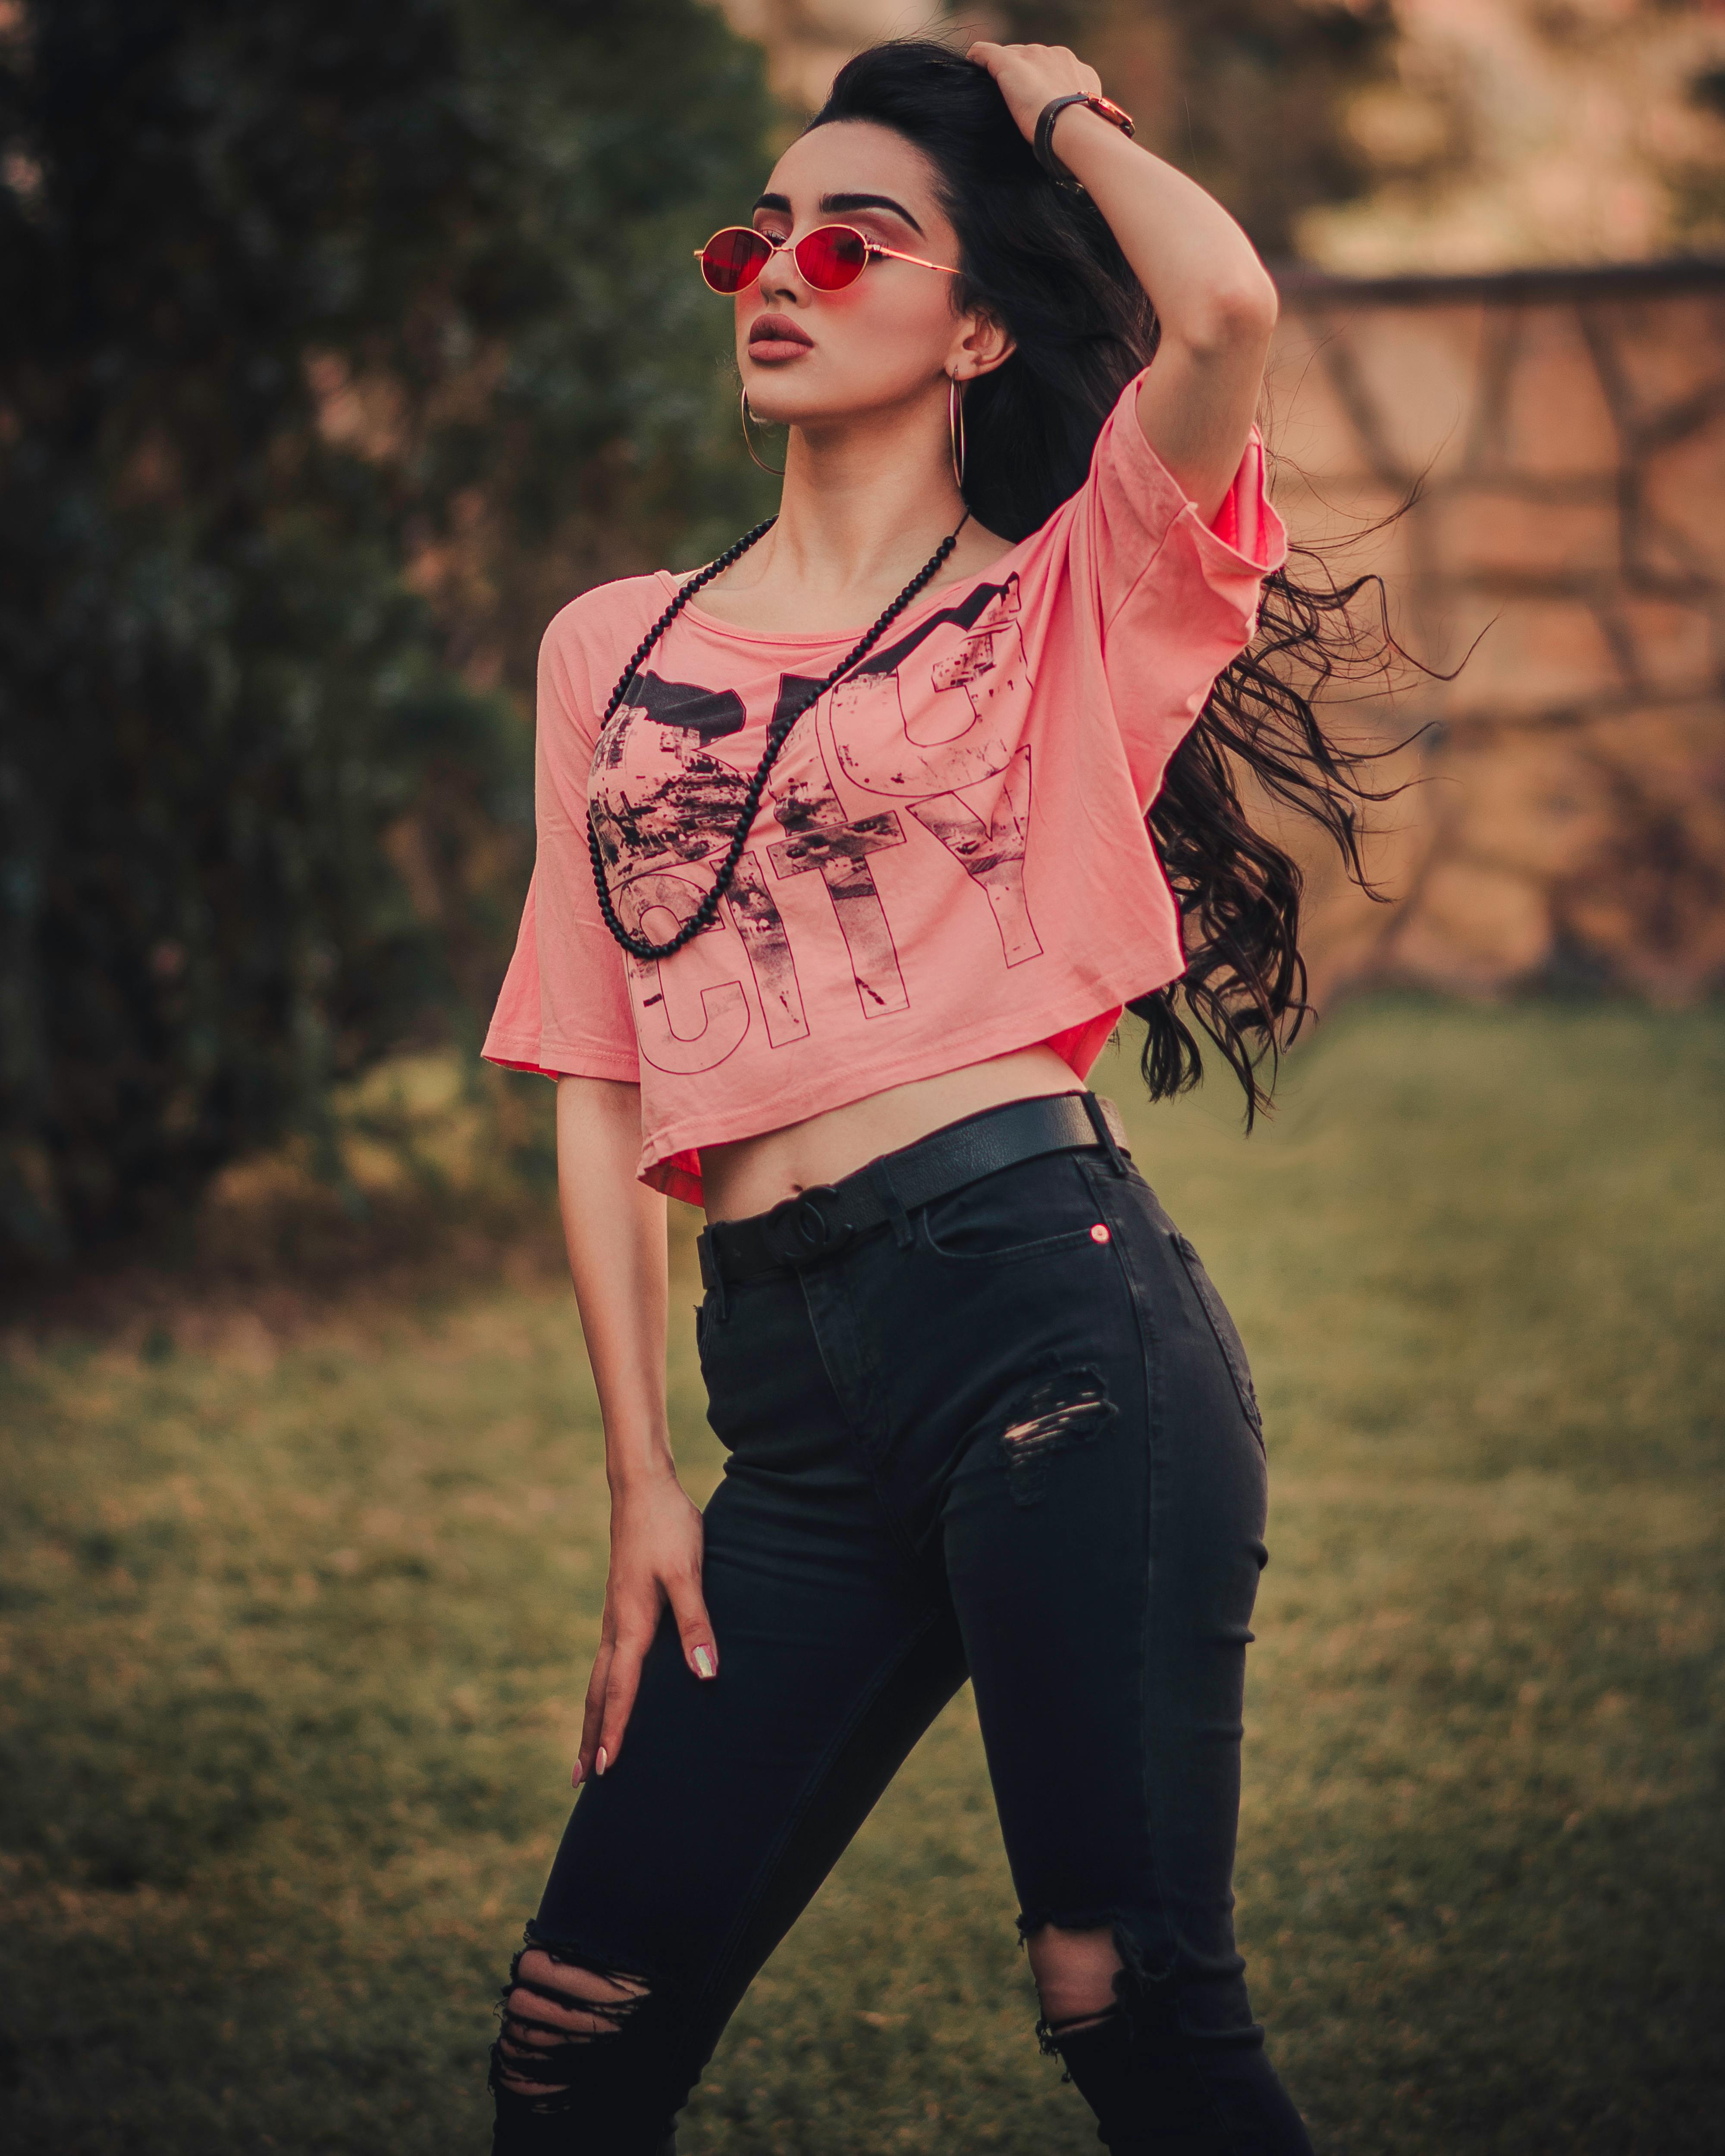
[1026,1918,1220,2139]
[996,1366,1116,1504]
[491,1934,655,2113]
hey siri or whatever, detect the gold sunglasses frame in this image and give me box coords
[693,222,960,295]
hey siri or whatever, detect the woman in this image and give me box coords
[480,35,1372,2156]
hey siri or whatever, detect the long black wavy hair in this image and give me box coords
[811,41,1403,1124]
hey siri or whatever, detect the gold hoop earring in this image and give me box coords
[947,373,966,492]
[740,386,785,476]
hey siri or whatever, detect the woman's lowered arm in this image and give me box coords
[555,1076,717,1786]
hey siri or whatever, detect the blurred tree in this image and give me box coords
[990,0,1396,259]
[0,0,777,1269]
[1295,0,1725,274]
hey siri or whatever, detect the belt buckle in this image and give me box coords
[764,1183,853,1266]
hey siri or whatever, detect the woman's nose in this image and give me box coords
[758,248,803,304]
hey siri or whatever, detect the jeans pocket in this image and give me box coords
[1170,1232,1264,1442]
[917,1153,1108,1264]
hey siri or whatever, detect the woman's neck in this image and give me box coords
[692,394,1012,635]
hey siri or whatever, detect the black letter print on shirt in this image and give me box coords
[766,677,908,1019]
[827,577,1027,796]
[618,671,746,741]
[592,708,751,876]
[906,745,1042,966]
[725,849,809,1047]
[819,580,1042,967]
[594,679,777,1069]
[617,871,750,1075]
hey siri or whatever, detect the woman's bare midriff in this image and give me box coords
[698,1044,1083,1223]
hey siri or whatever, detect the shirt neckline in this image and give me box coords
[654,523,1041,648]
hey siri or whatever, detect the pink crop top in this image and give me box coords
[483,368,1287,1206]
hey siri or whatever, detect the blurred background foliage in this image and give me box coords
[0,0,778,1273]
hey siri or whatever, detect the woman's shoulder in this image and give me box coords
[532,573,680,752]
[543,570,677,656]
[538,571,685,719]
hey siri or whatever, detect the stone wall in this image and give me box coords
[1266,258,1725,1002]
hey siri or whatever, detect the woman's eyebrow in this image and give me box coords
[749,189,926,237]
[822,191,925,235]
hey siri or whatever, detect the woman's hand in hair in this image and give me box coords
[964,40,1101,143]
[975,38,1279,526]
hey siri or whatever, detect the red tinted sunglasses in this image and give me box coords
[695,222,959,296]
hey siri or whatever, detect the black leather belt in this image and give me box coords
[696,1092,1131,1291]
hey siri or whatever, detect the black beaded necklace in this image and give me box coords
[587,511,971,962]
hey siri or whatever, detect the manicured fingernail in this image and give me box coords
[596,1745,608,1777]
[694,1645,715,1680]
[571,1758,584,1788]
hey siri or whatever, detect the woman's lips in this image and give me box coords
[748,313,813,362]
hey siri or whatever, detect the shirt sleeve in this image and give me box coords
[1070,371,1289,812]
[481,604,641,1084]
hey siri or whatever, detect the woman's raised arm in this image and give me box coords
[555,1076,717,1786]
[969,41,1279,526]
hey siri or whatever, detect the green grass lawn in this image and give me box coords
[2,998,1722,2154]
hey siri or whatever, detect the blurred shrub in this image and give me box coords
[0,0,776,1270]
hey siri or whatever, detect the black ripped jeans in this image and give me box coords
[491,1107,1313,2156]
